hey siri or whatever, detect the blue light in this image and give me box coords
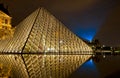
[77,28,97,42]
[69,17,105,42]
[81,59,100,77]
[68,7,108,42]
[89,59,93,64]
[70,59,100,78]
[84,59,95,67]
[73,26,98,42]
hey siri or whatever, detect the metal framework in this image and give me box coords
[0,8,93,78]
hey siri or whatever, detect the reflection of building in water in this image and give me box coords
[0,63,11,78]
[0,8,93,78]
[0,4,14,40]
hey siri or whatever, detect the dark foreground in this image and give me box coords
[69,54,120,78]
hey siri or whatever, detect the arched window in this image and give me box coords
[5,19,8,24]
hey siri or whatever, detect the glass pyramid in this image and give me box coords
[0,8,93,78]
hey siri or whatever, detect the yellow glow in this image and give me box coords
[0,11,14,40]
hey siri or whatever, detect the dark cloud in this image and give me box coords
[95,4,120,46]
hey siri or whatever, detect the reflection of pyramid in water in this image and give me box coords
[0,8,93,78]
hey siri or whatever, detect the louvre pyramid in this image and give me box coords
[0,8,93,78]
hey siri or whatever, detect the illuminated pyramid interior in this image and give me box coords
[0,8,93,78]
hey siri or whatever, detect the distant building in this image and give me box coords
[0,4,14,40]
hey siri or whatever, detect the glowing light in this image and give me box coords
[89,59,93,64]
[68,7,108,42]
[85,59,94,67]
[0,11,14,40]
[60,40,63,43]
[70,59,100,78]
[103,55,106,58]
[73,26,98,42]
[82,59,100,75]
[47,48,55,51]
[77,59,97,70]
[47,48,50,51]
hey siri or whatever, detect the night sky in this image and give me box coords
[1,0,120,46]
